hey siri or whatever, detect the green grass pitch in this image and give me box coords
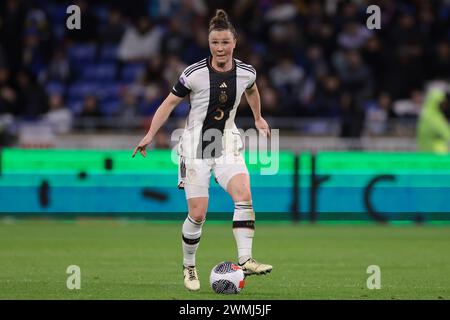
[1,220,450,300]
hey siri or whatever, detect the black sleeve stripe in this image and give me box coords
[185,63,207,77]
[246,81,255,90]
[236,62,252,68]
[237,65,256,74]
[184,59,207,74]
[237,64,256,75]
[236,62,254,69]
[171,81,190,97]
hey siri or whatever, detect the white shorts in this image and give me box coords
[178,153,249,199]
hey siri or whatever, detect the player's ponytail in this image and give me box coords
[209,9,237,38]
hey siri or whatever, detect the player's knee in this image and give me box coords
[189,210,206,222]
[232,188,252,203]
[188,200,208,221]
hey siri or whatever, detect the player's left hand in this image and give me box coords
[255,117,271,138]
[132,136,152,158]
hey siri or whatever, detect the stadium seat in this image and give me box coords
[67,82,100,101]
[80,63,117,81]
[46,4,68,25]
[67,44,97,64]
[121,63,145,83]
[91,5,109,23]
[100,99,121,116]
[100,44,119,62]
[172,100,190,118]
[67,98,84,114]
[45,81,66,96]
[96,82,122,101]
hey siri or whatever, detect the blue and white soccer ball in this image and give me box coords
[210,261,245,294]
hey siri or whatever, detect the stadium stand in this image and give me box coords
[0,0,449,149]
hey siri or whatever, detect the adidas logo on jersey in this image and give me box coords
[220,82,227,88]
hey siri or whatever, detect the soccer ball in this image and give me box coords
[209,261,245,294]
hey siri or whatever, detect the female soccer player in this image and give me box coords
[132,9,272,291]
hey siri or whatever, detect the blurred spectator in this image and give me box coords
[427,40,450,82]
[79,95,102,118]
[337,21,372,50]
[393,90,424,118]
[0,113,15,146]
[99,8,126,45]
[0,67,17,115]
[417,88,450,153]
[382,46,425,100]
[25,3,54,60]
[313,74,341,117]
[78,95,102,131]
[0,0,28,74]
[233,32,253,63]
[304,44,329,79]
[247,52,263,74]
[269,55,305,114]
[40,48,71,83]
[118,16,163,62]
[163,54,187,87]
[334,50,374,103]
[15,69,49,119]
[266,21,301,63]
[44,93,73,134]
[302,2,336,57]
[361,35,389,95]
[167,0,207,23]
[388,11,423,48]
[237,73,279,118]
[264,1,298,23]
[115,89,140,130]
[108,0,148,21]
[253,74,280,117]
[364,92,395,136]
[416,2,438,42]
[22,28,46,77]
[0,45,7,69]
[136,55,169,115]
[0,66,17,145]
[335,1,360,29]
[183,25,210,64]
[339,92,365,139]
[232,0,263,39]
[161,16,189,58]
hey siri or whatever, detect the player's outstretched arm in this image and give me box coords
[132,93,183,158]
[245,83,271,138]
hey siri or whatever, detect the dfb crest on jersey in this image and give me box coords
[219,91,228,103]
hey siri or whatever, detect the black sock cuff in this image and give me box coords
[234,204,253,210]
[232,220,255,229]
[182,235,201,245]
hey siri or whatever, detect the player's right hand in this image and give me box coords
[132,137,152,158]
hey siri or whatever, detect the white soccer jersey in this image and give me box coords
[171,57,256,159]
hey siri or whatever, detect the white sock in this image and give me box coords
[232,201,255,265]
[182,215,204,267]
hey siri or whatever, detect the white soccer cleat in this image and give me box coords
[239,258,273,276]
[183,266,200,291]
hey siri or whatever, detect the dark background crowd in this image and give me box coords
[0,0,449,142]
